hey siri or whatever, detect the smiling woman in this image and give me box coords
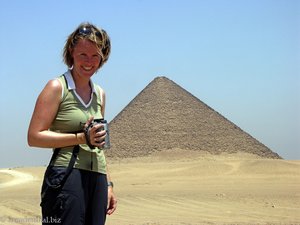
[71,40,102,84]
[27,22,117,225]
[63,24,111,71]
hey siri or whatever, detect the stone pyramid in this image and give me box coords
[106,77,281,159]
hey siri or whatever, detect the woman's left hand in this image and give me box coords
[107,187,117,215]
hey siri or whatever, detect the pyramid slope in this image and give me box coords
[106,77,281,159]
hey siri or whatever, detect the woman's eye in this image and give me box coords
[79,54,87,59]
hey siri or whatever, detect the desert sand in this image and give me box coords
[0,150,299,225]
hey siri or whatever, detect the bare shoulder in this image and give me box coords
[96,84,106,98]
[42,79,62,94]
[37,78,62,102]
[97,84,105,93]
[45,78,62,92]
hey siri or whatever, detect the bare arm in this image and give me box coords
[100,88,106,118]
[27,79,85,148]
[106,165,117,215]
[99,88,117,214]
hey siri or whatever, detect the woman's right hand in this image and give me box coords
[84,117,107,148]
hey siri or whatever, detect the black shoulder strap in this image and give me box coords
[46,145,80,189]
[58,145,79,187]
[48,148,61,165]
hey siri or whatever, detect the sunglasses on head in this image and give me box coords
[77,26,102,39]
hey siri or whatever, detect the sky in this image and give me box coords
[0,0,299,168]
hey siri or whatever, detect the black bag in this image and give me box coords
[40,145,79,216]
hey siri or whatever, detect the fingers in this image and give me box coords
[84,117,107,148]
[107,197,117,215]
[93,132,106,146]
[107,206,116,215]
[107,188,117,215]
[84,116,94,129]
[89,124,106,148]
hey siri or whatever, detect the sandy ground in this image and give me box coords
[0,150,299,225]
[0,169,36,188]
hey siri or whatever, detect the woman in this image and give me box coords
[28,22,117,225]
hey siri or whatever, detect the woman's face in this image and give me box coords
[71,39,101,80]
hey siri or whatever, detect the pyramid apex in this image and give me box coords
[150,76,177,87]
[153,76,171,81]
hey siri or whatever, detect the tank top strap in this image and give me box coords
[56,74,69,102]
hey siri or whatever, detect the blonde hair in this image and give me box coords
[63,22,111,70]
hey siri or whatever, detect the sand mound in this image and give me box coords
[0,169,36,188]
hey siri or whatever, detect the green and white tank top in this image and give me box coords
[50,70,107,174]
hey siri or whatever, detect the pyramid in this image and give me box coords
[106,77,281,159]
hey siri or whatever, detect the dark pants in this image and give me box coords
[41,167,108,225]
